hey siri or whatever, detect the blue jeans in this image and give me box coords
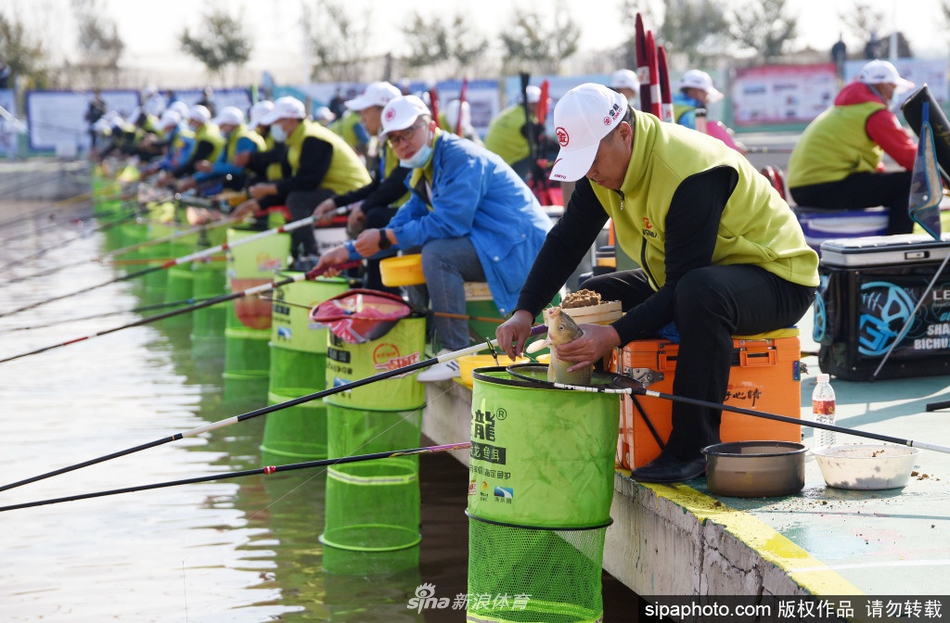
[412,237,486,351]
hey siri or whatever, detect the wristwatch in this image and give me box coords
[378,229,392,250]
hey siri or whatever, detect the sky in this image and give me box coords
[16,0,950,83]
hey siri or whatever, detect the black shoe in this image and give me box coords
[631,452,706,484]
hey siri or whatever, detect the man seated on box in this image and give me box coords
[230,96,371,262]
[314,95,553,382]
[495,83,819,484]
[787,60,917,235]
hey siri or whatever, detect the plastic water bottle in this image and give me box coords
[812,373,836,449]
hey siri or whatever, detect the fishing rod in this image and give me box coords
[0,203,241,287]
[0,442,472,513]
[0,294,224,334]
[0,190,95,235]
[0,209,143,275]
[103,255,226,266]
[0,215,321,320]
[0,261,361,366]
[0,324,547,492]
[513,366,950,455]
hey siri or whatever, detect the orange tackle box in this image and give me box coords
[611,331,802,470]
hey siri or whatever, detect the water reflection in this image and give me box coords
[0,216,636,622]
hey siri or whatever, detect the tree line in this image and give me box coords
[0,0,938,93]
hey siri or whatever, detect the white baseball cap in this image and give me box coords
[444,99,472,133]
[248,101,274,127]
[188,105,211,123]
[549,83,628,183]
[211,106,244,127]
[518,85,541,105]
[157,110,182,129]
[380,95,432,136]
[168,101,190,118]
[345,81,402,111]
[260,96,306,125]
[859,60,915,92]
[610,69,640,91]
[680,69,724,103]
[314,106,336,123]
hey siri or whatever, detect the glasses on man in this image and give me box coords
[387,122,424,147]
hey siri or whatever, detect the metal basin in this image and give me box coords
[813,443,920,490]
[702,440,806,498]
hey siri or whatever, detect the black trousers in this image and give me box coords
[790,171,914,235]
[583,266,815,460]
[286,189,335,257]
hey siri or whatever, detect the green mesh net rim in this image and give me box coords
[472,364,630,391]
[465,510,613,532]
[319,526,422,552]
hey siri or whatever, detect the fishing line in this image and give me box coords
[0,325,545,492]
[0,443,474,513]
[0,216,319,319]
[502,364,950,455]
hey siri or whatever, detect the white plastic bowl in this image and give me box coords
[813,443,920,490]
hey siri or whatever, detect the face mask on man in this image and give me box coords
[270,124,287,143]
[399,129,434,168]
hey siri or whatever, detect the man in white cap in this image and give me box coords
[140,109,194,180]
[787,59,917,234]
[180,106,264,192]
[313,81,410,291]
[609,69,640,110]
[438,99,483,145]
[496,83,818,483]
[161,105,225,183]
[315,94,552,381]
[232,96,371,260]
[484,85,545,179]
[672,69,724,129]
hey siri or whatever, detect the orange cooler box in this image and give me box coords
[612,333,802,470]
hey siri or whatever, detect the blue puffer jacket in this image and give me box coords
[387,131,551,315]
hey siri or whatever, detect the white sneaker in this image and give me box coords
[417,353,461,382]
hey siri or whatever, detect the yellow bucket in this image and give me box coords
[380,254,425,286]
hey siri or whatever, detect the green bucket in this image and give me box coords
[270,274,350,355]
[324,316,426,411]
[160,264,195,330]
[190,259,227,354]
[226,227,290,279]
[468,366,619,530]
[226,227,291,330]
[260,390,330,462]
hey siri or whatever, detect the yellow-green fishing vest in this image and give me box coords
[484,105,530,165]
[381,140,410,207]
[263,134,284,181]
[286,119,371,194]
[786,101,886,188]
[224,124,265,162]
[194,122,226,163]
[590,111,819,289]
[329,110,366,152]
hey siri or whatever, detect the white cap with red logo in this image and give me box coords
[549,83,628,183]
[379,95,431,137]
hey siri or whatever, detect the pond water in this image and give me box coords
[0,199,638,622]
